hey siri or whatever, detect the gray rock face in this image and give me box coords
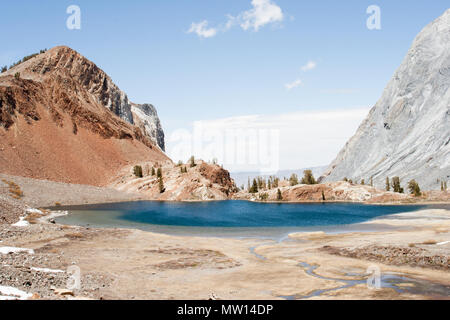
[131,103,165,151]
[321,10,450,191]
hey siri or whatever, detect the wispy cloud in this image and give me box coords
[285,79,302,90]
[188,0,284,38]
[187,21,217,38]
[301,60,317,72]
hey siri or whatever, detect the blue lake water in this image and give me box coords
[55,201,431,239]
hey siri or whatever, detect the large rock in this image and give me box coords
[321,10,450,190]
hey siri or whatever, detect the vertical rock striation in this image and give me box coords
[321,10,450,190]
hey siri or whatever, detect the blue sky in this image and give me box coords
[1,1,448,171]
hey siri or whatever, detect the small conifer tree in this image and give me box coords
[277,189,283,201]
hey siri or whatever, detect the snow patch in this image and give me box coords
[0,247,35,255]
[31,267,65,273]
[0,286,32,300]
[12,216,30,227]
[26,208,43,215]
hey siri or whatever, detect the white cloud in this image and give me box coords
[285,79,302,90]
[187,21,217,38]
[167,107,370,173]
[301,60,317,72]
[237,0,284,31]
[188,0,284,38]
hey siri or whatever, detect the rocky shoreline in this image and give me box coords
[1,174,449,300]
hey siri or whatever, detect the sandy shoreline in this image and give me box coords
[0,174,449,300]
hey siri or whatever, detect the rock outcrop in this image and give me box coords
[111,160,237,201]
[320,10,450,190]
[233,181,414,203]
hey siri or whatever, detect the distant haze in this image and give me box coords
[231,166,327,188]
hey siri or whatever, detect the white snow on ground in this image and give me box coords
[0,247,35,255]
[0,286,32,300]
[437,241,450,246]
[12,216,30,227]
[26,208,43,214]
[31,267,64,273]
[12,208,44,227]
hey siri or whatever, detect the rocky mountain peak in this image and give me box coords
[2,46,165,150]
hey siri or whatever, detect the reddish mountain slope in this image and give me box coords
[0,46,169,186]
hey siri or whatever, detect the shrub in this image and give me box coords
[361,179,365,185]
[259,193,269,201]
[133,165,143,178]
[14,72,20,80]
[1,66,6,73]
[301,170,317,185]
[386,177,390,191]
[157,168,162,178]
[151,167,156,176]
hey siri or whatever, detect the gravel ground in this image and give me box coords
[0,222,115,300]
[0,173,144,209]
[0,175,134,300]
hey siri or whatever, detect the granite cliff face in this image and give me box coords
[131,103,165,151]
[321,10,450,190]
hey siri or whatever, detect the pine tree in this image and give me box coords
[189,156,196,168]
[133,165,143,178]
[157,168,162,178]
[151,167,156,176]
[289,174,299,186]
[277,189,283,201]
[301,170,317,185]
[1,66,6,73]
[159,176,165,193]
[361,179,365,185]
[249,179,259,193]
[408,180,421,197]
[322,190,326,201]
[392,177,403,193]
[386,177,390,191]
[370,177,373,187]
